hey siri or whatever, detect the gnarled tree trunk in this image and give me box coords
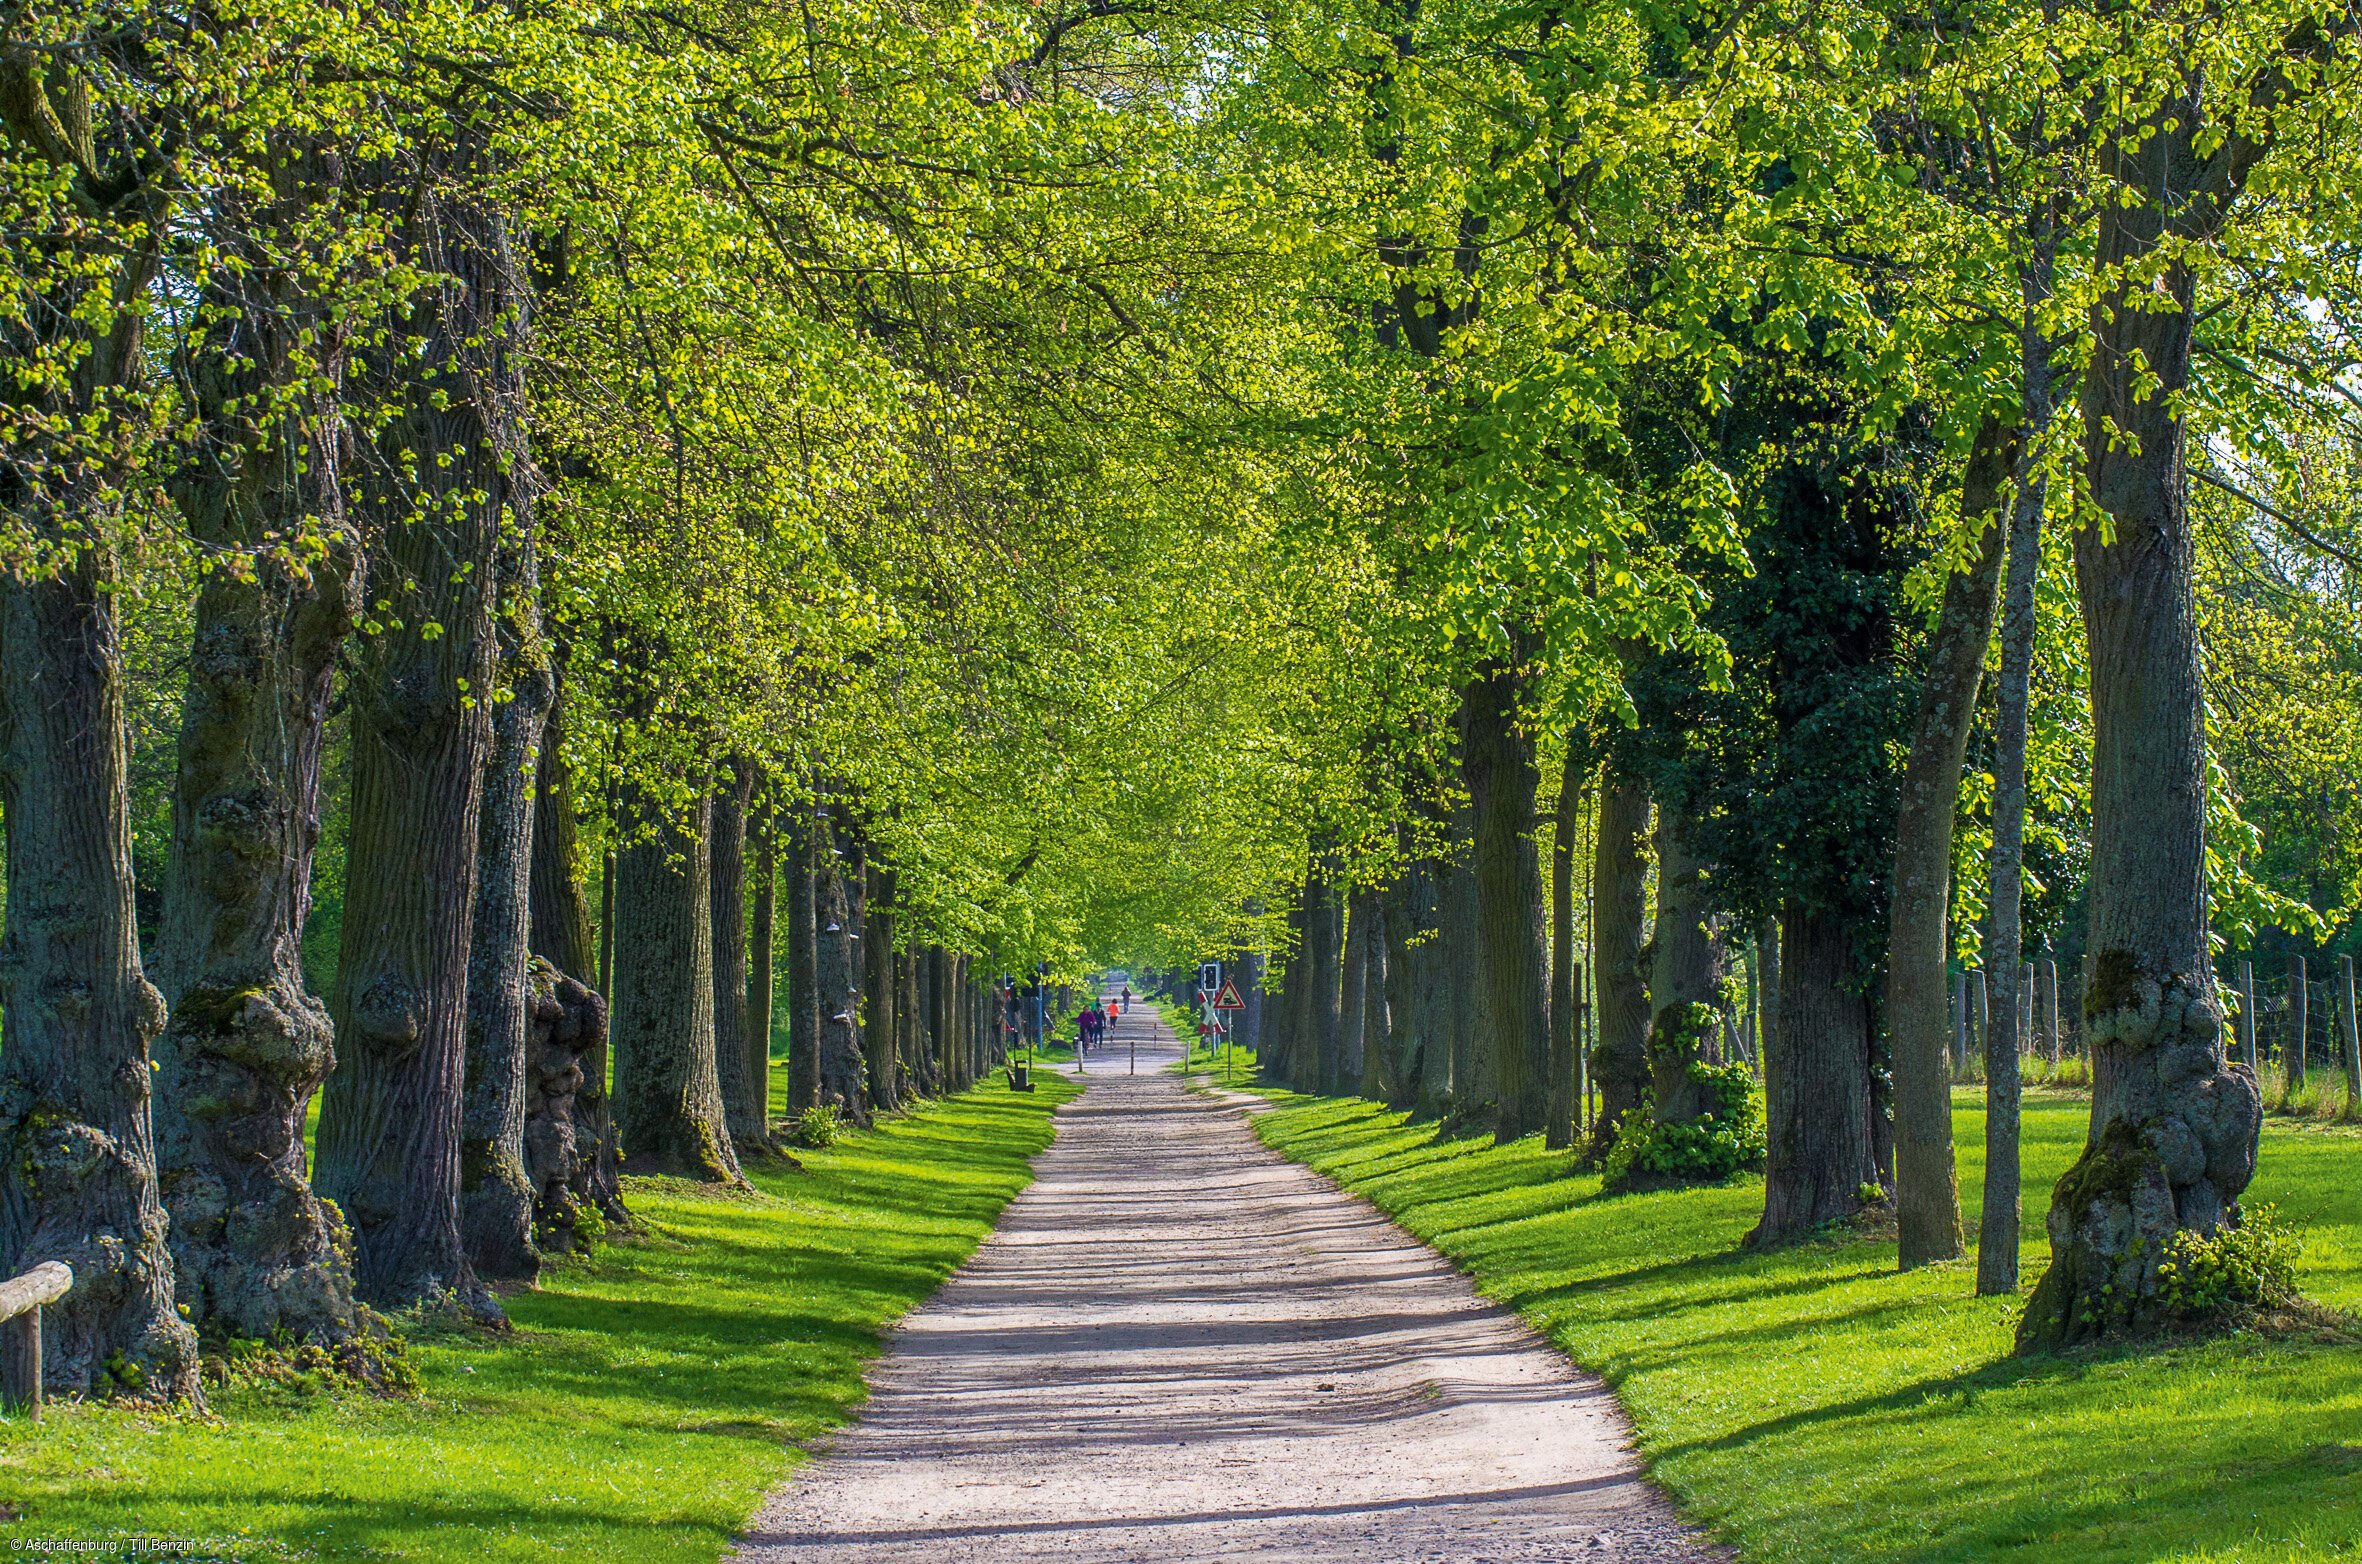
[609,787,743,1184]
[2022,81,2264,1349]
[318,186,524,1314]
[529,670,623,1228]
[0,556,203,1401]
[1888,424,2009,1270]
[154,190,366,1349]
[458,532,554,1285]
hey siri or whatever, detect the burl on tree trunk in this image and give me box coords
[153,203,370,1353]
[0,560,203,1402]
[520,957,612,1254]
[2020,79,2265,1347]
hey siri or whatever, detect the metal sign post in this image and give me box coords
[1211,977,1246,1084]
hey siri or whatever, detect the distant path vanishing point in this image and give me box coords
[738,1000,1716,1563]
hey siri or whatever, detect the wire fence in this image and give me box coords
[1945,954,2362,1099]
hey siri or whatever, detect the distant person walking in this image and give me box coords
[1121,985,1132,1013]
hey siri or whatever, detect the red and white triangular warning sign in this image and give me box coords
[1213,980,1246,1010]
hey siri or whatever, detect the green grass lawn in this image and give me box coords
[1246,1084,2362,1563]
[0,1072,1077,1562]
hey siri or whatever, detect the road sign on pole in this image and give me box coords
[1213,979,1245,1010]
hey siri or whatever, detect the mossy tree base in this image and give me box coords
[2018,961,2260,1350]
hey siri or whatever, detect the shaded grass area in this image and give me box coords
[1248,1085,2362,1563]
[0,1074,1078,1562]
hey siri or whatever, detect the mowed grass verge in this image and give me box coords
[0,1072,1078,1562]
[1246,1085,2362,1563]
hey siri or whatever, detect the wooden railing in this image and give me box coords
[0,1262,72,1421]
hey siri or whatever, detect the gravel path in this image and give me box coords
[738,1003,1715,1563]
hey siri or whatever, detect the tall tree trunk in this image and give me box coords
[1340,890,1374,1094]
[1440,795,1496,1119]
[864,861,900,1112]
[1752,905,1879,1246]
[1307,853,1346,1092]
[746,794,777,1139]
[0,555,203,1400]
[815,811,869,1120]
[1647,807,1729,1135]
[0,38,202,1405]
[1547,753,1582,1150]
[1379,868,1423,1108]
[458,523,554,1286]
[1587,776,1651,1160]
[1265,891,1306,1086]
[528,670,623,1227]
[153,200,365,1350]
[1889,425,2010,1269]
[2022,79,2266,1349]
[318,188,524,1313]
[1461,660,1551,1142]
[608,788,743,1184]
[785,802,822,1115]
[1980,238,2065,1297]
[710,758,762,1146]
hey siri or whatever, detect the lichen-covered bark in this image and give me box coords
[519,957,608,1254]
[528,673,625,1227]
[459,557,553,1286]
[1586,776,1650,1162]
[0,50,199,1402]
[1887,425,2008,1270]
[317,184,521,1314]
[153,161,367,1349]
[0,559,203,1402]
[2021,80,2266,1347]
[609,788,744,1185]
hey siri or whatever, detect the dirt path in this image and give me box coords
[738,1003,1713,1562]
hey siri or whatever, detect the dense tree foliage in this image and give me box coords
[4,0,2361,1403]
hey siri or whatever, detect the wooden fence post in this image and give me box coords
[0,1261,73,1421]
[2240,959,2258,1073]
[2037,958,2058,1063]
[2291,954,2309,1090]
[2341,954,2360,1107]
